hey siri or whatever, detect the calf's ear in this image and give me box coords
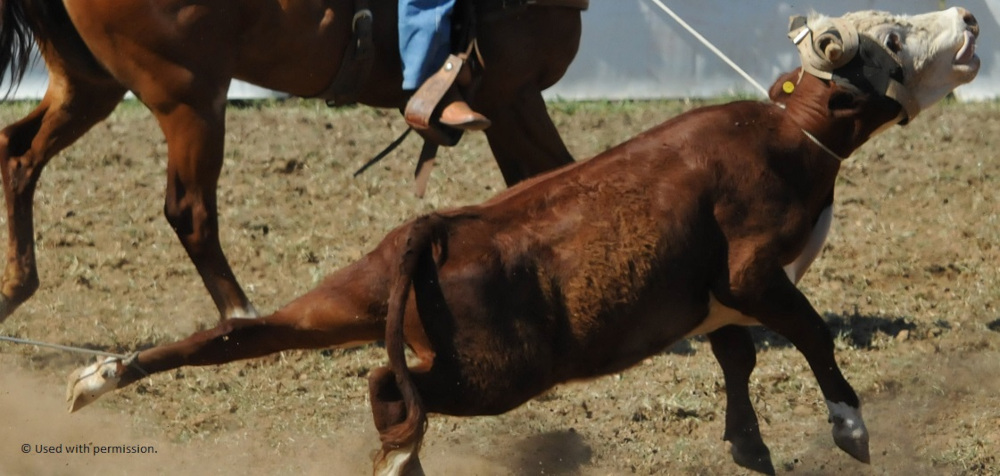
[768,68,803,103]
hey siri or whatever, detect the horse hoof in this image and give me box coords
[66,357,125,413]
[729,440,775,475]
[0,294,18,323]
[226,304,260,319]
[827,401,871,463]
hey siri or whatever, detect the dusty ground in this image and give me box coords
[0,97,998,475]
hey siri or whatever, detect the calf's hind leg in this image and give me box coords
[66,252,414,411]
[369,366,427,476]
[708,325,775,475]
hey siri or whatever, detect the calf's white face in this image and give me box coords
[843,7,981,113]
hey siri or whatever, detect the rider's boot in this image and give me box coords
[437,85,491,131]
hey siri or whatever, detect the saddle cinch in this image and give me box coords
[317,0,590,196]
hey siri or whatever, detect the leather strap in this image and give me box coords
[317,0,374,106]
[484,0,588,20]
[404,54,467,133]
[527,0,589,9]
[788,15,918,125]
[413,141,439,198]
[884,79,920,124]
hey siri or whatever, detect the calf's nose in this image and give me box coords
[957,7,979,37]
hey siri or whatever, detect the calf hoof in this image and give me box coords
[827,401,871,463]
[373,442,424,476]
[833,429,871,464]
[729,440,775,475]
[66,356,127,412]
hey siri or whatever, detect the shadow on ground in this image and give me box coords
[667,312,940,356]
[508,429,593,475]
[750,312,926,350]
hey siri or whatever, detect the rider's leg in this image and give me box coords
[399,0,489,130]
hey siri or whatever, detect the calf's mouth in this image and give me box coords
[954,30,977,65]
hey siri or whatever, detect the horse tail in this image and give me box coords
[0,0,36,96]
[379,214,439,449]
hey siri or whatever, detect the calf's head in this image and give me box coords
[773,7,980,147]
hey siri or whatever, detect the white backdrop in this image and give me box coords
[544,0,999,101]
[2,0,997,101]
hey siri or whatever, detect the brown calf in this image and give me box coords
[67,8,981,475]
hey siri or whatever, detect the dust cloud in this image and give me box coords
[0,356,375,476]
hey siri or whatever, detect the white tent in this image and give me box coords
[2,0,996,102]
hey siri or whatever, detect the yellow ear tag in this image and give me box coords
[782,81,795,94]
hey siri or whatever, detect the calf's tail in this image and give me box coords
[379,214,440,449]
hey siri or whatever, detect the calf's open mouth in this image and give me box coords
[954,30,977,64]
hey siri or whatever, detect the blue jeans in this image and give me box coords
[399,0,455,90]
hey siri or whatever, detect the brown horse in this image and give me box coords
[0,0,587,322]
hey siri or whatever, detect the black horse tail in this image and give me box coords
[0,0,36,97]
[1,1,105,98]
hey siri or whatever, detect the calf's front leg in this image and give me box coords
[725,271,870,464]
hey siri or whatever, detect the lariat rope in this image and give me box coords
[646,0,769,98]
[0,334,129,359]
[647,0,845,160]
[1,334,147,380]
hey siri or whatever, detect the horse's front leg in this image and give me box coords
[0,76,126,322]
[151,97,258,320]
[477,85,574,186]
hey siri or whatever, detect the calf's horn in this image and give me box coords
[788,16,859,80]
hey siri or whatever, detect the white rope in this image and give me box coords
[645,1,849,161]
[0,334,129,359]
[646,0,770,98]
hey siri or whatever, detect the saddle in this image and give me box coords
[320,0,590,196]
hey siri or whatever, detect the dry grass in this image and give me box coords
[0,97,998,475]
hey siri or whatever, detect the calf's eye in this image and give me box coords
[884,32,903,53]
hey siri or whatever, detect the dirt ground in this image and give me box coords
[0,97,998,475]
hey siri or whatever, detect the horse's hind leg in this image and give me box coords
[0,77,126,321]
